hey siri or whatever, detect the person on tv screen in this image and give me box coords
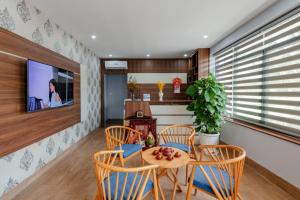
[48,79,62,108]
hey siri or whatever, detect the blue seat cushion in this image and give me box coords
[161,143,191,153]
[104,172,153,199]
[115,144,142,158]
[190,166,234,196]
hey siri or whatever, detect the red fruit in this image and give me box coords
[156,153,163,160]
[166,155,174,161]
[163,147,171,153]
[174,152,181,158]
[152,150,159,155]
[163,152,170,156]
[159,147,163,152]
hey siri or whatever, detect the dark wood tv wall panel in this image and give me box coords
[0,28,80,157]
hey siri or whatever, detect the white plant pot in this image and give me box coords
[199,132,220,155]
[199,132,220,145]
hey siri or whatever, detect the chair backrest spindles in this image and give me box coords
[159,125,195,156]
[188,145,246,200]
[93,150,159,200]
[105,126,142,150]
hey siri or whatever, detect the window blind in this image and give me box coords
[215,8,300,138]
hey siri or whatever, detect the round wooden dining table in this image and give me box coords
[142,146,189,200]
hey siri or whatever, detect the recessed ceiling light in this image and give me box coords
[91,35,96,39]
[146,54,150,57]
[108,54,112,57]
[203,35,208,39]
[184,54,188,57]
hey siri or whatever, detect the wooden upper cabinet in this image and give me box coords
[187,48,210,84]
[197,48,210,79]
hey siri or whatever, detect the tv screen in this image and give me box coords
[27,59,74,112]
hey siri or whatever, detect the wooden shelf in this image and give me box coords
[149,99,192,105]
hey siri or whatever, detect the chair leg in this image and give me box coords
[94,192,100,200]
[193,189,197,196]
[186,182,192,200]
[151,189,159,200]
[185,165,188,185]
[140,152,144,166]
[237,193,243,200]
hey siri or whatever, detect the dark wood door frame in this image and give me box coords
[100,59,127,127]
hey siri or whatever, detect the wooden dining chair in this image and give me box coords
[159,124,196,184]
[186,145,246,200]
[93,150,159,200]
[105,126,143,166]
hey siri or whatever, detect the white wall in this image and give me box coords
[221,122,300,188]
[211,0,300,188]
[80,64,88,122]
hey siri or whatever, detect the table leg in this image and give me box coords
[169,168,183,192]
[171,168,180,200]
[166,173,174,184]
[169,168,184,200]
[156,167,183,200]
[157,168,167,200]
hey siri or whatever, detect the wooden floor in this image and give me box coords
[11,128,297,200]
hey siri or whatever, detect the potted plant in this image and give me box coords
[186,73,227,145]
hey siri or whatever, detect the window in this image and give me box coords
[215,8,300,138]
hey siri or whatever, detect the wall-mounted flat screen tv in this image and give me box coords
[27,59,74,112]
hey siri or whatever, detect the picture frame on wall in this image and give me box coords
[143,93,151,101]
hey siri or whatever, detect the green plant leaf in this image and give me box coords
[195,126,202,132]
[186,103,195,111]
[212,87,220,95]
[204,90,210,102]
[186,85,198,97]
[207,104,215,114]
[211,100,217,106]
[208,89,215,100]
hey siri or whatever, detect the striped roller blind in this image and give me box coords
[215,8,300,138]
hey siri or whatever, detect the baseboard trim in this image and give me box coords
[220,140,300,199]
[0,128,99,200]
[245,156,300,199]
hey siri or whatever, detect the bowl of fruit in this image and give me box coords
[152,147,181,161]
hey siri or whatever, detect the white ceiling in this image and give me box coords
[31,0,277,58]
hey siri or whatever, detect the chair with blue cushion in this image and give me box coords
[93,150,159,200]
[187,145,246,200]
[159,124,196,184]
[105,126,143,166]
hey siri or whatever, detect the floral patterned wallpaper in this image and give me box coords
[0,0,100,197]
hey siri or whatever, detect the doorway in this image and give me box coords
[104,74,127,126]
